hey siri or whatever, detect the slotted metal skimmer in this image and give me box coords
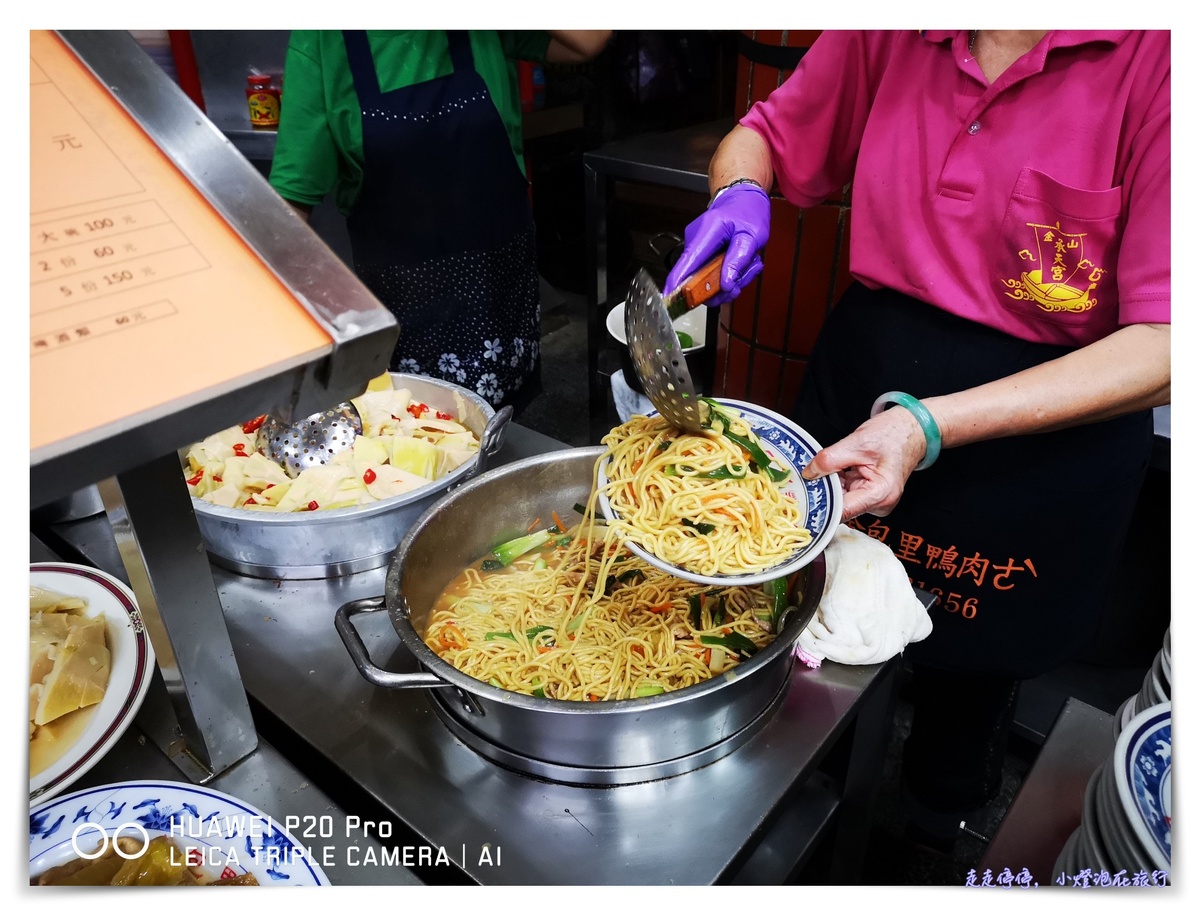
[256,402,363,479]
[624,268,707,432]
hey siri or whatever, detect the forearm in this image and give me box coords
[545,30,611,64]
[924,323,1170,448]
[708,125,775,197]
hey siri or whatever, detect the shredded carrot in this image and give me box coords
[552,510,566,533]
[587,694,600,702]
[536,645,553,654]
[646,602,672,614]
[526,517,542,533]
[630,644,645,658]
[714,508,740,523]
[702,649,712,666]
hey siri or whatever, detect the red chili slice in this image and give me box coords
[306,501,319,511]
[363,468,377,484]
[406,402,428,419]
[435,410,453,420]
[186,470,204,486]
[241,415,267,434]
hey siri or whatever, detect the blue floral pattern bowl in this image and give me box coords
[597,397,841,587]
[30,780,331,885]
[1115,703,1171,871]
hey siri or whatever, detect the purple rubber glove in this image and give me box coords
[664,183,771,306]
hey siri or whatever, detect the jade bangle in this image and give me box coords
[870,391,942,471]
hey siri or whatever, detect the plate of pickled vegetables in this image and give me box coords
[29,564,156,804]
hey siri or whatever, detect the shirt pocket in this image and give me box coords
[995,167,1123,332]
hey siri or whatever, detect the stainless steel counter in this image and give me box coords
[217,563,894,884]
[980,698,1115,886]
[35,422,902,885]
[30,533,415,887]
[210,422,899,884]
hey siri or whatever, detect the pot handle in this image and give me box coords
[458,405,513,487]
[334,596,449,690]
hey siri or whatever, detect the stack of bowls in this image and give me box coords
[1053,702,1171,884]
[1113,628,1171,741]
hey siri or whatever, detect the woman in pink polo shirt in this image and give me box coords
[666,30,1170,852]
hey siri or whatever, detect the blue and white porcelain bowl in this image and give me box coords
[1114,703,1171,872]
[597,397,841,587]
[30,780,331,885]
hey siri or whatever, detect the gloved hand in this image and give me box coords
[664,183,771,307]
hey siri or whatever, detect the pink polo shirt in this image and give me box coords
[740,30,1170,347]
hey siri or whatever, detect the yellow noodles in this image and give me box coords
[601,412,812,577]
[422,500,778,700]
[422,406,807,700]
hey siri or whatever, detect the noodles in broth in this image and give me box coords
[423,491,784,700]
[423,404,806,701]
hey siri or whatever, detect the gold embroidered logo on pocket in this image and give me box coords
[1002,221,1105,313]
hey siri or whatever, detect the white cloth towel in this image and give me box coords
[795,524,933,667]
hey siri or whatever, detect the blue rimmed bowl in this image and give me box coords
[596,397,841,587]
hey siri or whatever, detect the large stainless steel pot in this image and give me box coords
[190,374,509,579]
[335,446,825,785]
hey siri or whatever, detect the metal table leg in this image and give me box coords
[828,659,900,883]
[584,161,611,445]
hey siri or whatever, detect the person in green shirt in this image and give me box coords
[270,30,610,412]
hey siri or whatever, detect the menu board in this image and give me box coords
[30,31,332,457]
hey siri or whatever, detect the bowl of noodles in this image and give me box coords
[595,398,841,587]
[334,445,825,782]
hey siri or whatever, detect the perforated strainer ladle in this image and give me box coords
[623,257,723,433]
[256,402,363,479]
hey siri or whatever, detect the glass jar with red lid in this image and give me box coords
[245,73,281,130]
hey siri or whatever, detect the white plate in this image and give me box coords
[1079,767,1113,873]
[1112,695,1134,742]
[30,780,330,885]
[1113,702,1171,871]
[29,563,156,804]
[597,397,841,586]
[1053,827,1081,880]
[1150,652,1170,700]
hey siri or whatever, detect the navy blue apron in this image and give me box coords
[343,30,541,409]
[793,283,1152,680]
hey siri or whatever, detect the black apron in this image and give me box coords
[343,30,541,409]
[793,283,1153,679]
